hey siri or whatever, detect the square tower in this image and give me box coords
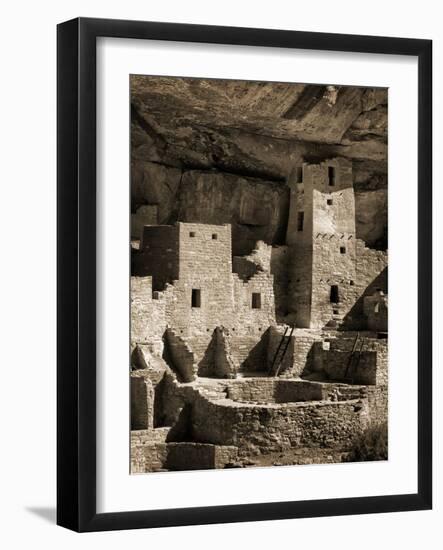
[286,158,356,328]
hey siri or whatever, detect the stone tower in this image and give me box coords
[286,158,356,328]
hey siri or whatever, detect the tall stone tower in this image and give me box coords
[286,158,356,328]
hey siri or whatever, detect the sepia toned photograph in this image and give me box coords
[129,75,388,474]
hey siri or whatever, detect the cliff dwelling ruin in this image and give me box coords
[130,76,388,472]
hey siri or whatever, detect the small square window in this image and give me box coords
[327,199,333,205]
[349,280,355,286]
[333,309,339,315]
[212,233,218,240]
[189,231,196,237]
[340,246,346,254]
[251,293,261,309]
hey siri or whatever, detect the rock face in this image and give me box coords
[131,76,388,252]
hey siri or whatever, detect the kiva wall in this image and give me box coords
[191,397,369,455]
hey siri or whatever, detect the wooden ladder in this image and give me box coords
[268,326,295,377]
[343,332,364,383]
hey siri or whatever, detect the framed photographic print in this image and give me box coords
[57,17,432,532]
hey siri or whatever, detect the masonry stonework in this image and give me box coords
[130,158,389,473]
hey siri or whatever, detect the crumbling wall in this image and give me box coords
[164,328,196,382]
[131,442,168,473]
[130,346,169,429]
[131,440,239,473]
[364,290,388,332]
[214,327,237,378]
[192,397,368,455]
[131,374,154,430]
[226,379,324,404]
[343,242,388,329]
[313,334,388,386]
[267,326,320,377]
[136,225,180,289]
[182,330,269,376]
[130,276,167,354]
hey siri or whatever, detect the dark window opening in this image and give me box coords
[327,199,333,205]
[189,231,196,237]
[350,280,355,286]
[212,233,218,240]
[191,289,201,308]
[328,166,336,186]
[295,166,303,183]
[333,309,339,315]
[340,246,346,254]
[297,211,304,231]
[252,293,262,309]
[330,285,340,303]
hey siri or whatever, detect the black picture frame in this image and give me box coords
[57,17,432,532]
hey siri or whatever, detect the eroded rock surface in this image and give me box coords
[131,76,387,251]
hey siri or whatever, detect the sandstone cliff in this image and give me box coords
[131,76,388,253]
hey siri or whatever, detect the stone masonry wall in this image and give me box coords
[131,440,239,473]
[138,224,180,289]
[364,290,388,332]
[164,329,196,382]
[131,223,276,374]
[267,326,320,377]
[284,158,387,330]
[131,374,154,430]
[131,276,167,354]
[191,397,369,455]
[225,378,324,404]
[165,223,235,334]
[346,242,388,329]
[315,334,388,386]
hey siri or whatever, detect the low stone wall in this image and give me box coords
[130,439,238,473]
[166,443,238,471]
[191,397,369,455]
[313,333,388,385]
[131,443,168,473]
[225,378,323,404]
